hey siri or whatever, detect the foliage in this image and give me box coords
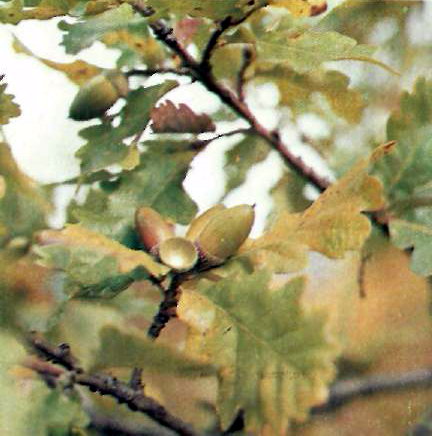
[1,0,432,435]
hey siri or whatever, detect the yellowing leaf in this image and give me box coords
[0,78,20,125]
[0,0,76,24]
[178,270,338,433]
[13,37,100,86]
[36,224,169,278]
[270,0,327,17]
[257,67,365,123]
[241,143,393,271]
[0,142,50,244]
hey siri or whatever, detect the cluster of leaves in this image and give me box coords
[1,0,432,435]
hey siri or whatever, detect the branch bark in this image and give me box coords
[133,3,331,192]
[27,333,199,436]
[312,368,432,414]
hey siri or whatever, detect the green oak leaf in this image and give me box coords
[178,270,338,433]
[76,81,177,173]
[390,215,432,277]
[256,30,376,74]
[70,149,197,244]
[0,80,20,125]
[92,326,216,376]
[146,0,265,20]
[223,135,269,194]
[60,3,136,54]
[376,78,432,200]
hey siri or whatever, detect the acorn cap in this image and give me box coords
[186,204,226,242]
[158,237,198,272]
[69,71,129,121]
[135,207,175,253]
[195,204,255,266]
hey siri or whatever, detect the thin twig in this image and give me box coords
[147,274,186,339]
[126,67,193,77]
[27,334,199,436]
[237,46,254,101]
[312,368,432,414]
[190,128,253,151]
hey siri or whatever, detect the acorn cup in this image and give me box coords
[135,207,175,254]
[158,237,199,272]
[69,70,129,121]
[191,204,255,266]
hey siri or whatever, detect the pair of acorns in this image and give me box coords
[136,204,255,272]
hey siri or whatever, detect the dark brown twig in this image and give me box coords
[147,274,186,339]
[27,334,199,436]
[132,6,331,192]
[312,368,432,414]
[126,67,193,77]
[237,46,254,101]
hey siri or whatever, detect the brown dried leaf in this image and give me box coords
[151,100,216,134]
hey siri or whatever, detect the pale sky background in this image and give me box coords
[1,1,432,233]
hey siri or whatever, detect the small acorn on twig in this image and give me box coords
[69,71,129,121]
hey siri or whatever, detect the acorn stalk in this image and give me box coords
[69,71,129,121]
[158,237,198,272]
[135,207,175,253]
[195,204,255,266]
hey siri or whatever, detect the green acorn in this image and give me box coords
[194,204,255,266]
[69,71,129,121]
[185,204,226,241]
[158,237,198,272]
[135,207,175,253]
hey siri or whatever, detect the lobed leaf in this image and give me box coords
[390,216,432,277]
[178,269,338,433]
[151,100,215,134]
[0,142,50,245]
[240,143,393,272]
[36,224,169,279]
[257,67,365,123]
[60,3,136,54]
[76,81,177,173]
[13,37,101,86]
[92,326,216,376]
[71,149,198,244]
[223,135,269,194]
[0,78,20,125]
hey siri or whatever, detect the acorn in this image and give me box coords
[158,237,198,272]
[135,207,175,254]
[194,204,255,266]
[185,204,226,241]
[69,70,129,121]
